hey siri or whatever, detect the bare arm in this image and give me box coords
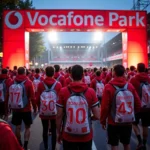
[56,106,64,134]
[91,105,100,120]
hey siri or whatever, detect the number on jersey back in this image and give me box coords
[140,82,150,108]
[84,76,91,85]
[40,81,58,116]
[0,80,6,102]
[64,89,91,135]
[111,83,135,123]
[96,80,104,99]
[33,76,41,92]
[9,80,28,109]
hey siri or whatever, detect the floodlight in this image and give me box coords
[48,31,58,43]
[93,31,103,43]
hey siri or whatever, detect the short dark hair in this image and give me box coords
[94,67,98,73]
[45,66,55,77]
[84,69,87,73]
[13,66,17,70]
[35,68,40,74]
[130,66,135,71]
[113,65,125,77]
[2,68,8,74]
[102,67,107,72]
[96,70,101,76]
[137,63,145,73]
[54,65,60,72]
[71,65,83,81]
[68,66,72,74]
[18,67,25,75]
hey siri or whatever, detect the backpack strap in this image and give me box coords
[69,76,73,81]
[43,81,57,91]
[50,81,58,90]
[56,75,61,81]
[139,82,149,98]
[0,119,8,124]
[96,80,102,83]
[68,87,88,98]
[113,83,128,91]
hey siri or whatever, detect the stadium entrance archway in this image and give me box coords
[3,10,147,69]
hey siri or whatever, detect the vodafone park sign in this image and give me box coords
[4,10,146,30]
[2,9,148,70]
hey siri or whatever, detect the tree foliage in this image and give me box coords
[0,0,45,61]
[29,33,45,60]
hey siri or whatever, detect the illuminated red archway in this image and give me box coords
[3,10,148,69]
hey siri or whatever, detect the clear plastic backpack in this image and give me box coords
[9,80,28,109]
[40,81,58,116]
[111,83,135,123]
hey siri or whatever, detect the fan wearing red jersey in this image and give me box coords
[0,69,13,120]
[83,69,91,87]
[36,66,62,150]
[56,65,100,150]
[11,66,18,80]
[0,119,23,150]
[105,68,113,84]
[100,64,141,150]
[130,63,150,150]
[127,66,136,81]
[65,67,73,86]
[90,70,104,104]
[9,67,36,150]
[54,65,66,87]
[148,68,150,78]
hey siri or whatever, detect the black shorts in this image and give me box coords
[107,124,132,146]
[133,112,150,127]
[63,139,92,150]
[0,102,5,115]
[12,111,32,126]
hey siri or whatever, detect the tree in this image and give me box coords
[29,32,45,60]
[0,0,45,62]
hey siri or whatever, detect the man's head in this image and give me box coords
[45,66,55,77]
[18,67,26,75]
[68,66,72,74]
[2,68,8,74]
[130,66,135,71]
[54,65,60,72]
[113,65,125,77]
[13,66,17,70]
[93,67,98,73]
[137,63,145,73]
[35,68,40,74]
[96,70,101,77]
[84,69,87,74]
[71,65,83,81]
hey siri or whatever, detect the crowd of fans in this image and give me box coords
[0,63,150,150]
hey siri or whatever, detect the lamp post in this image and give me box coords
[35,62,38,68]
[93,31,103,66]
[47,31,58,65]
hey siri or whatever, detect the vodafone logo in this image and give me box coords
[5,11,23,29]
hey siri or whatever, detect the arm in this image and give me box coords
[56,88,65,143]
[100,85,111,126]
[5,79,13,117]
[0,123,23,150]
[28,81,36,112]
[91,106,100,120]
[132,87,141,113]
[90,79,95,90]
[90,88,100,119]
[56,107,64,134]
